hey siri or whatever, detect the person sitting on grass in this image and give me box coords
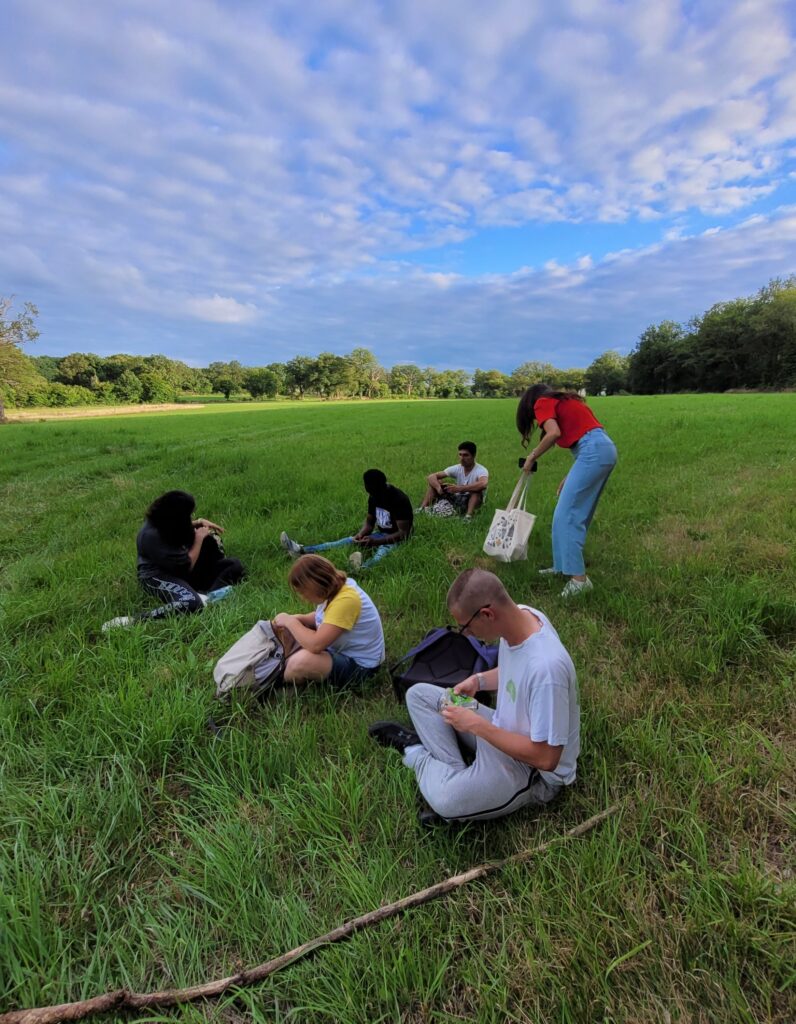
[368,567,579,827]
[418,441,488,519]
[102,490,245,630]
[280,468,413,571]
[273,554,385,690]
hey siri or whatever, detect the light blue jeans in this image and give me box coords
[304,532,397,569]
[552,428,617,576]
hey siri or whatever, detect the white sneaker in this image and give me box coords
[561,577,593,599]
[102,615,133,631]
[348,551,363,570]
[280,531,304,558]
[538,567,560,575]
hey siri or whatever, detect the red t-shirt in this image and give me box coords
[533,396,602,448]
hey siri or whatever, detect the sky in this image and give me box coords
[1,0,795,373]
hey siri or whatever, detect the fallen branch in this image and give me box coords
[1,804,620,1024]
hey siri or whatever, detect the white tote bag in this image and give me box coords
[482,472,536,562]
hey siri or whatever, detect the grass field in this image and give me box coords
[1,395,794,1024]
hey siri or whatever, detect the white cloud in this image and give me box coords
[182,294,260,324]
[0,0,794,362]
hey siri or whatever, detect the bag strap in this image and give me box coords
[506,471,532,512]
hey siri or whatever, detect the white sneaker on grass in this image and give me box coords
[560,577,593,599]
[348,550,363,570]
[102,615,133,631]
[538,567,560,575]
[280,531,304,558]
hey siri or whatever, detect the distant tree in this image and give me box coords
[509,361,559,395]
[431,369,471,398]
[389,363,424,397]
[245,367,279,399]
[347,347,385,397]
[112,369,144,403]
[30,355,60,381]
[56,352,102,390]
[749,277,796,387]
[627,321,691,393]
[556,367,586,392]
[310,352,352,398]
[42,382,98,407]
[139,371,176,403]
[585,351,629,395]
[265,362,287,396]
[472,369,511,397]
[206,360,245,399]
[284,356,315,398]
[0,298,41,422]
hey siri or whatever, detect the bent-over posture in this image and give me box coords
[369,568,579,826]
[103,490,245,630]
[273,554,385,689]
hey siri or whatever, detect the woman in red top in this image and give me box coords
[517,385,617,597]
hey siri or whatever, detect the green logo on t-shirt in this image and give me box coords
[506,678,517,702]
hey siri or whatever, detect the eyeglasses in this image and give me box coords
[455,604,490,634]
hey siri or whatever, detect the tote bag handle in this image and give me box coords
[506,471,531,512]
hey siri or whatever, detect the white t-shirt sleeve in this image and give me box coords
[528,679,570,747]
[443,465,460,479]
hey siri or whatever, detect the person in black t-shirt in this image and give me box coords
[280,469,413,570]
[102,490,245,630]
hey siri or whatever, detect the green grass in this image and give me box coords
[1,395,794,1023]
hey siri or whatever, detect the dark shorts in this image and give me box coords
[327,650,380,689]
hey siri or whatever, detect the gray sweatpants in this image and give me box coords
[404,683,562,822]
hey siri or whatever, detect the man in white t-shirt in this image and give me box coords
[419,441,489,518]
[369,568,579,826]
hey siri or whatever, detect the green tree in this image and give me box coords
[206,360,245,399]
[388,363,424,397]
[30,355,60,381]
[310,352,352,398]
[509,361,559,395]
[56,353,102,390]
[244,367,279,399]
[431,369,471,398]
[347,347,385,397]
[0,298,41,422]
[112,370,144,403]
[284,356,315,398]
[472,368,511,397]
[139,371,176,403]
[627,321,691,393]
[585,351,629,395]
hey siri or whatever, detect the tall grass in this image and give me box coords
[1,395,794,1022]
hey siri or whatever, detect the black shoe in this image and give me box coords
[418,806,445,829]
[368,720,421,752]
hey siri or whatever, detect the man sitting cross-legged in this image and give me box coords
[419,441,488,518]
[281,469,413,571]
[369,568,580,827]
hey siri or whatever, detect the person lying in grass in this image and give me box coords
[280,468,413,571]
[369,567,579,827]
[273,553,385,689]
[102,489,245,630]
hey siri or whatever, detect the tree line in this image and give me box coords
[1,277,794,418]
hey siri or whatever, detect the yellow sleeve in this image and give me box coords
[323,586,362,631]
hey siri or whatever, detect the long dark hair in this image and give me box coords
[145,490,196,547]
[516,384,585,446]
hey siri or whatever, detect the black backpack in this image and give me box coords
[391,627,499,704]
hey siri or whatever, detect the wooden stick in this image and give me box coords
[1,804,619,1024]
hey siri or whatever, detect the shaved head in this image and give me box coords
[447,568,512,616]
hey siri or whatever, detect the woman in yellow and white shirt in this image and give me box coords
[273,554,385,688]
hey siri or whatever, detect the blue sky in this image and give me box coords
[1,0,795,373]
